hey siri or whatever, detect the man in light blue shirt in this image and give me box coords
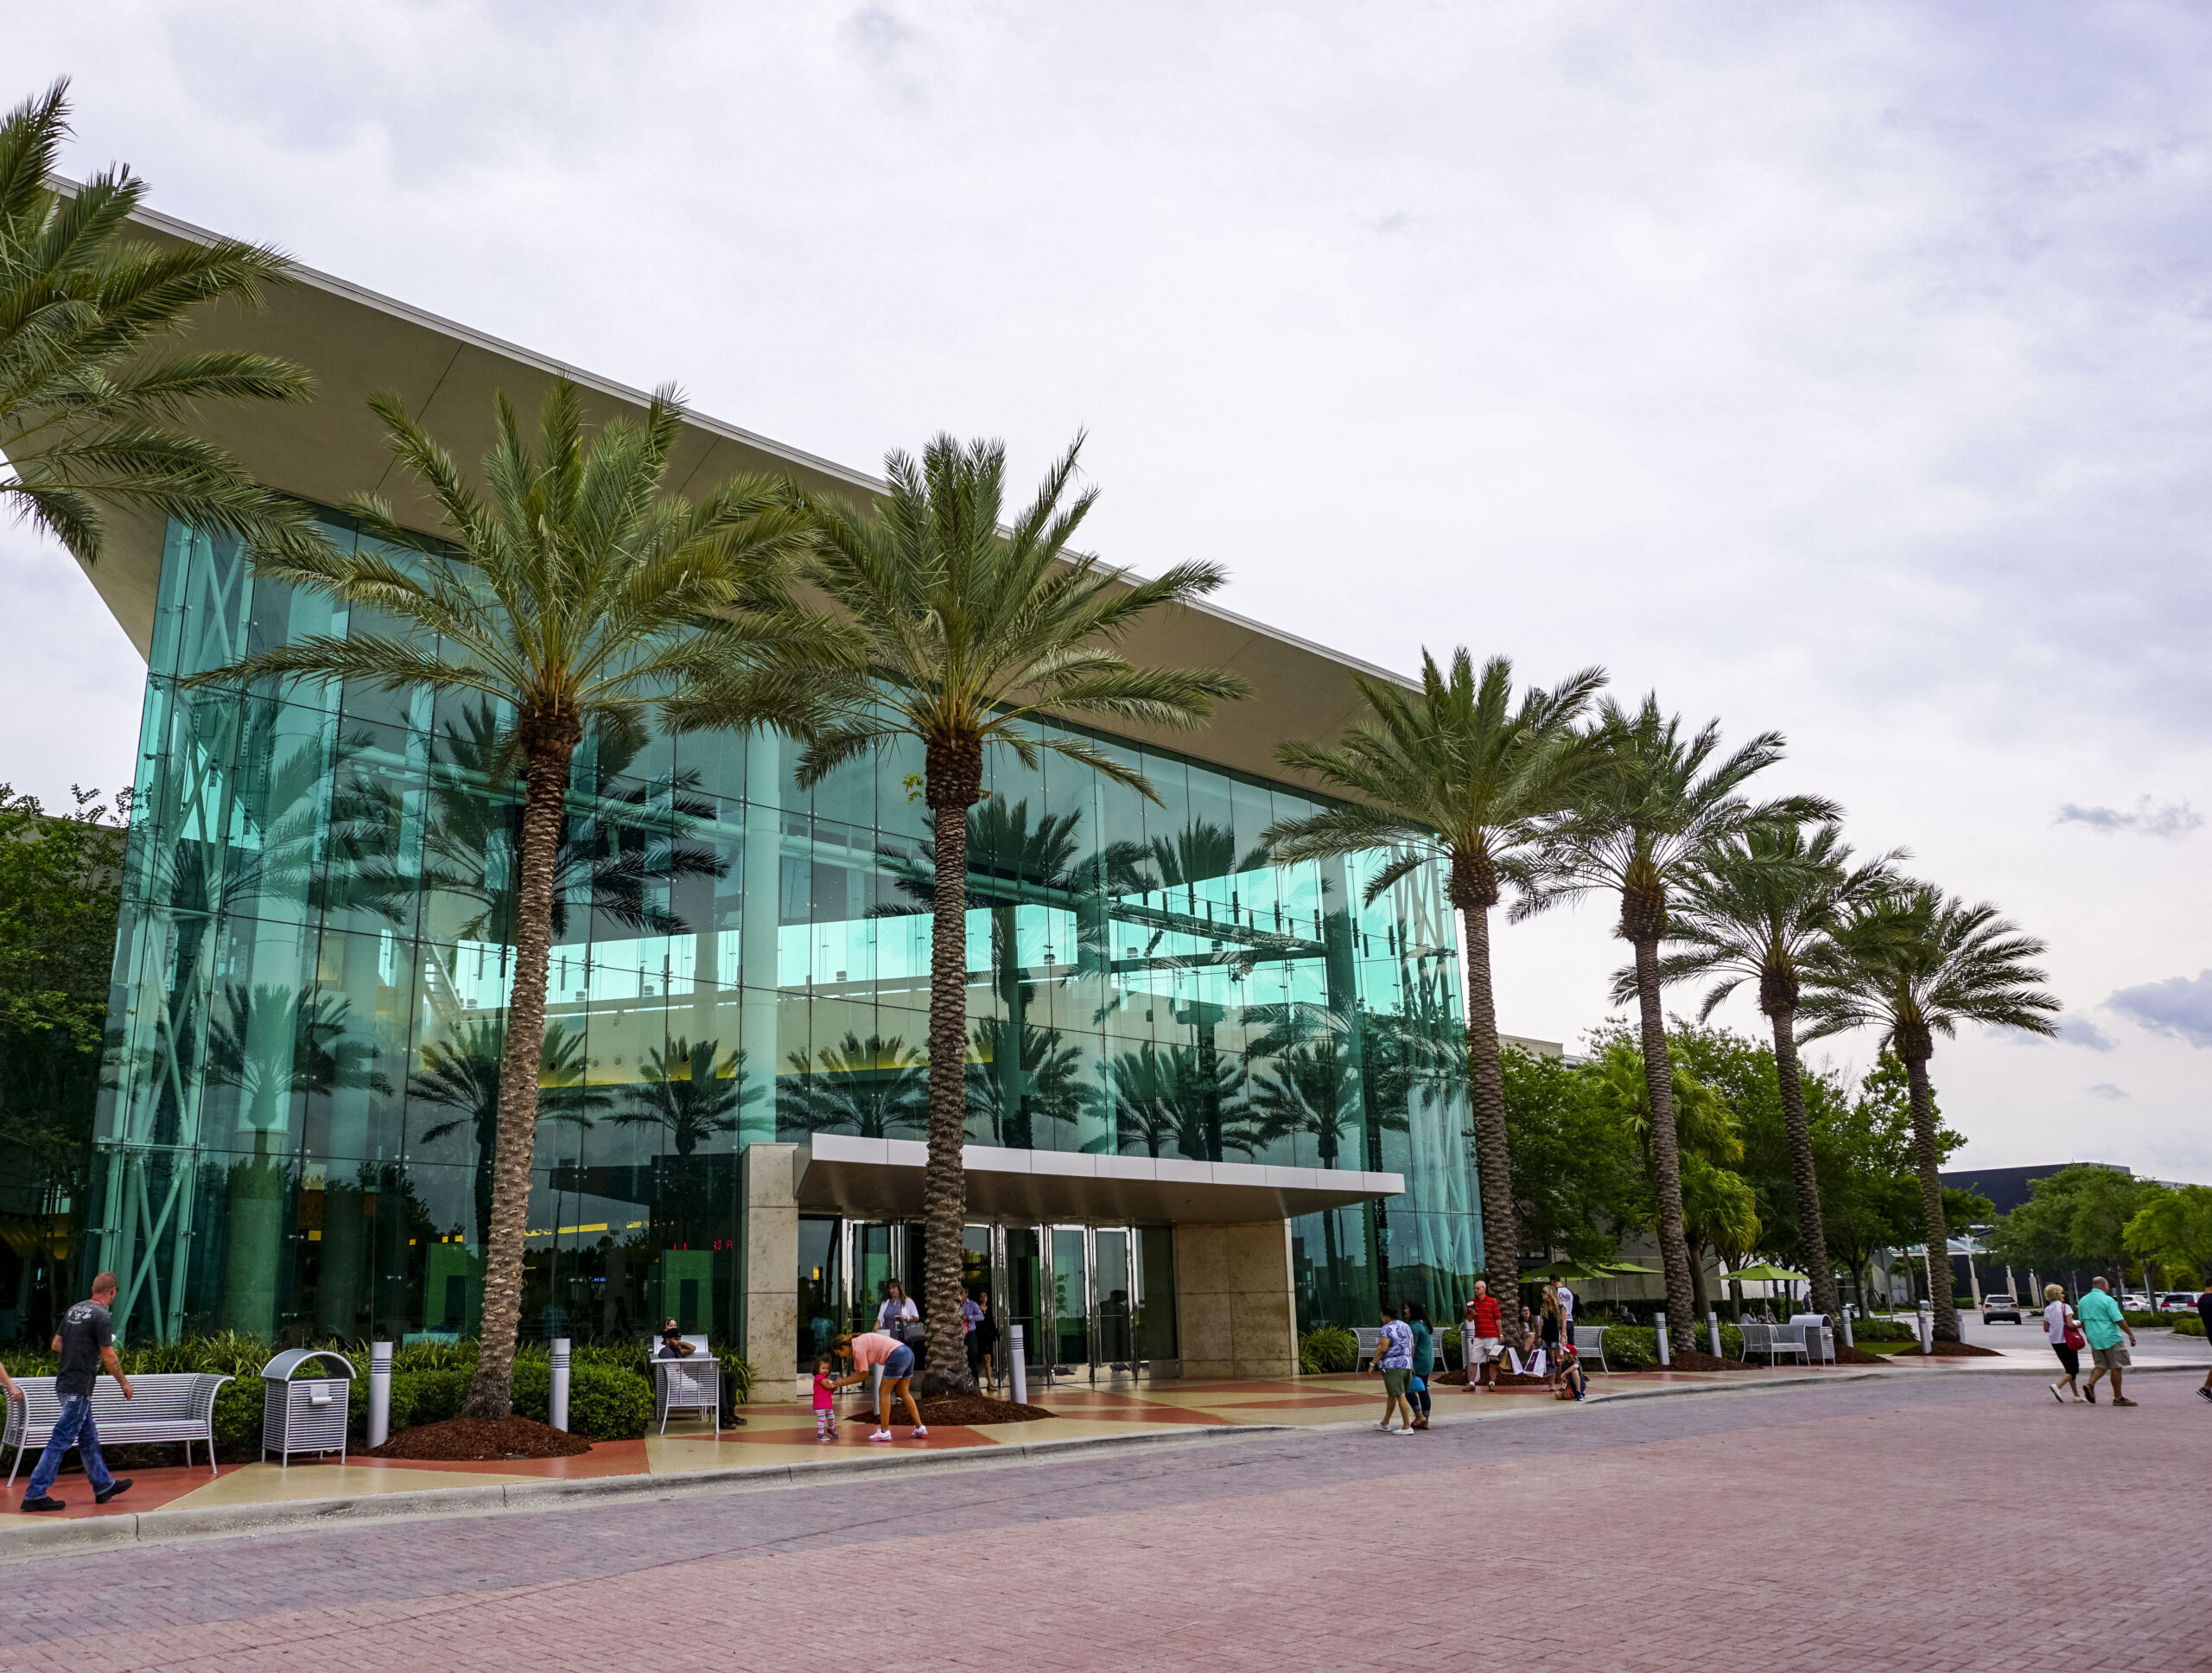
[2076,1277,2138,1408]
[1372,1303,1415,1434]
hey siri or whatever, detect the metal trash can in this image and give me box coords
[261,1348,356,1466]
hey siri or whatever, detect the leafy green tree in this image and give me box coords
[1586,1036,1761,1320]
[1986,1165,2154,1295]
[1814,1053,1931,1309]
[1264,649,1604,1345]
[761,434,1250,1394]
[1652,824,1900,1318]
[0,784,128,1328]
[196,378,828,1415]
[1522,697,1829,1346]
[0,80,316,564]
[2126,1185,2212,1289]
[1497,1043,1639,1270]
[1802,886,2058,1339]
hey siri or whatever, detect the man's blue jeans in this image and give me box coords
[25,1393,114,1500]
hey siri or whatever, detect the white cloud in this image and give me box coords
[2055,798,2203,836]
[2106,970,2212,1048]
[2088,1082,2129,1099]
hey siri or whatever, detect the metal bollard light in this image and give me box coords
[1707,1310,1722,1358]
[368,1340,393,1449]
[1655,1312,1670,1368]
[1918,1302,1934,1355]
[550,1337,571,1431]
[1840,1311,1854,1349]
[1009,1323,1028,1407]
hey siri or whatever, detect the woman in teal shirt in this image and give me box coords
[1407,1303,1435,1430]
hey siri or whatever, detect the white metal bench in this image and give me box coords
[1569,1325,1609,1372]
[650,1335,720,1435]
[3,1373,232,1490]
[1352,1326,1383,1371]
[1738,1323,1809,1366]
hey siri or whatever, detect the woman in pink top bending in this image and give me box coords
[833,1330,928,1441]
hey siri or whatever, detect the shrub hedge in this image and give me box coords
[1298,1326,1359,1374]
[2,1333,707,1460]
[1850,1317,1916,1341]
[2172,1314,2205,1337]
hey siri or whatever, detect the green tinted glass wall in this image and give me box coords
[92,518,1481,1345]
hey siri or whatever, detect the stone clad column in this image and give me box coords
[1173,1219,1298,1379]
[740,1142,801,1395]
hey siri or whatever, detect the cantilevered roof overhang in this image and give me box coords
[76,201,1421,787]
[794,1135,1402,1225]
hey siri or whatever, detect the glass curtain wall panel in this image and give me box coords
[92,515,1480,1345]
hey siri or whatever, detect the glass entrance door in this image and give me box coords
[1094,1228,1134,1368]
[1050,1226,1089,1372]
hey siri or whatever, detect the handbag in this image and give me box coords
[2063,1321,2087,1351]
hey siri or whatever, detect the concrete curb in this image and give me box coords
[0,1422,1290,1568]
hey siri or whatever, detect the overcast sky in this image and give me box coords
[10,3,2212,1182]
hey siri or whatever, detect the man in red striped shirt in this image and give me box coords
[1465,1282,1504,1390]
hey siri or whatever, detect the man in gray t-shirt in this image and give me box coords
[22,1272,134,1512]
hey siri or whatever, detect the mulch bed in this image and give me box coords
[1832,1344,1892,1364]
[1664,1350,1753,1372]
[365,1416,592,1460]
[911,1396,1054,1424]
[1916,1339,2004,1358]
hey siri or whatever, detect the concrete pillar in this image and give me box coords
[741,1142,801,1395]
[1172,1219,1298,1380]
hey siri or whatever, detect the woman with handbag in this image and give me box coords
[2043,1283,2086,1402]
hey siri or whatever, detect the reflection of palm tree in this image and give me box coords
[966,1018,1088,1148]
[414,703,728,943]
[614,1037,755,1244]
[887,797,1144,1137]
[412,1021,605,1244]
[1147,820,1268,894]
[779,1033,930,1139]
[202,983,393,1122]
[615,1038,755,1158]
[1108,1042,1255,1161]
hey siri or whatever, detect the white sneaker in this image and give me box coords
[912,1426,928,1438]
[868,1430,893,1442]
[2049,1382,2065,1403]
[1376,1420,1394,1431]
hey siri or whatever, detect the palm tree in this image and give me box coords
[615,1037,757,1247]
[1799,884,2057,1339]
[1519,695,1833,1349]
[1108,1041,1259,1161]
[1262,650,1603,1344]
[0,80,316,564]
[748,433,1251,1393]
[193,378,830,1416]
[1643,823,1903,1320]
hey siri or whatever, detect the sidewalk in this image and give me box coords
[0,1355,2137,1559]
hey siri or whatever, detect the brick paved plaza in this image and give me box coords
[3,1372,2204,1672]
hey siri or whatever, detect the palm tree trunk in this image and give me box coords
[1631,935,1698,1352]
[918,744,980,1397]
[1768,1008,1839,1320]
[465,718,578,1419]
[1902,1050,1957,1341]
[1457,899,1522,1346]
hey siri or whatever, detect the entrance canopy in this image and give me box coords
[794,1135,1402,1225]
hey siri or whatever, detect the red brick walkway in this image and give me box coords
[2,1373,2202,1670]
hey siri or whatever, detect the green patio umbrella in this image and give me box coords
[1522,1259,1613,1282]
[1602,1261,1661,1275]
[1724,1263,1808,1283]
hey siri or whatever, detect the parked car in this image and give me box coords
[1981,1294,2023,1324]
[2123,1292,2152,1311]
[2157,1292,2200,1314]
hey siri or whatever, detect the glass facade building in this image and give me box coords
[91,515,1481,1361]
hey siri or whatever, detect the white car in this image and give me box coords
[1980,1294,2023,1324]
[2157,1292,2202,1315]
[2123,1292,2152,1312]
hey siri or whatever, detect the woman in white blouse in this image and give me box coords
[2043,1283,2083,1402]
